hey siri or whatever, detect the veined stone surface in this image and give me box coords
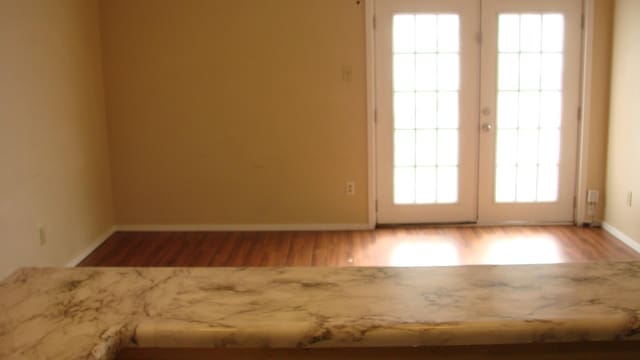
[1,263,640,359]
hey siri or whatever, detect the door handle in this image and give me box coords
[481,122,493,132]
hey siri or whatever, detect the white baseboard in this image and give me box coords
[66,225,116,267]
[116,223,373,232]
[602,222,640,254]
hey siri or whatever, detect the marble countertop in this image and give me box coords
[1,262,640,359]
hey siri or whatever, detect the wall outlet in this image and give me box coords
[627,191,633,207]
[345,181,355,196]
[38,224,47,247]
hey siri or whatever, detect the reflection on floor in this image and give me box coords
[79,226,640,267]
[389,234,577,266]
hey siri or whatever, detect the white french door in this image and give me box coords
[375,0,480,224]
[375,0,582,224]
[477,0,581,223]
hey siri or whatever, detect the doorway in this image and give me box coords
[374,0,582,224]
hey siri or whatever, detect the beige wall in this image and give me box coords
[101,0,369,225]
[605,0,640,242]
[0,0,114,278]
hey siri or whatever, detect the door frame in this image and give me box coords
[365,0,596,227]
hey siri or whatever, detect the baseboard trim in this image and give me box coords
[66,226,116,267]
[602,222,640,254]
[115,223,373,232]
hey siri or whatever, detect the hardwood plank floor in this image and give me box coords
[78,226,640,267]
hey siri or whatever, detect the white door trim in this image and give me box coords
[366,0,377,229]
[575,0,595,225]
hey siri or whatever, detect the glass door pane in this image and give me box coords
[392,14,461,205]
[494,13,564,203]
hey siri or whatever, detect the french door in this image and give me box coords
[375,0,582,224]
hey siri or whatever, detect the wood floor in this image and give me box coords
[78,226,640,267]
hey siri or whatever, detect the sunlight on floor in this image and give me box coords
[386,235,562,266]
[484,236,562,265]
[389,242,460,267]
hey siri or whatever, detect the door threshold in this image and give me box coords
[376,222,477,229]
[376,221,576,229]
